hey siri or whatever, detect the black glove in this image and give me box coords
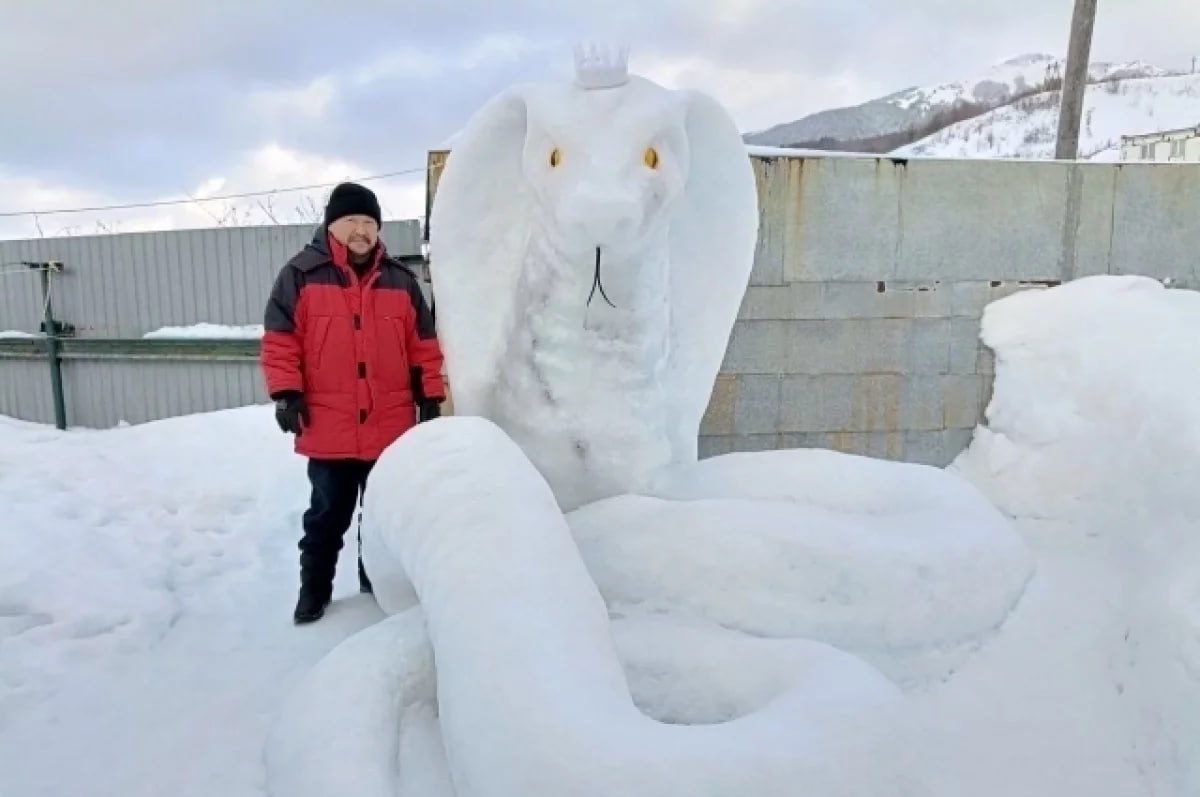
[273,391,309,435]
[418,400,441,423]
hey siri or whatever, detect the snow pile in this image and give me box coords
[0,410,290,714]
[957,275,1200,520]
[142,322,264,339]
[0,407,386,797]
[0,329,37,338]
[951,275,1200,794]
[897,74,1200,160]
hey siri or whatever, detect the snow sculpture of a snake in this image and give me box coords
[265,46,1033,796]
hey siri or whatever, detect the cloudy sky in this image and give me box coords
[1,0,1197,240]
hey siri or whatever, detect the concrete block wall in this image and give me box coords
[697,153,1200,466]
[698,278,1024,465]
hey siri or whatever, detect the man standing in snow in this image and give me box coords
[259,182,446,624]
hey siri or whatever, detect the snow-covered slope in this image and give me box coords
[895,74,1200,161]
[745,54,1171,148]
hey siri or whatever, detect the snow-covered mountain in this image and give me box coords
[744,54,1173,150]
[894,73,1200,161]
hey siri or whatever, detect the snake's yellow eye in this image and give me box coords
[550,148,562,167]
[644,147,659,168]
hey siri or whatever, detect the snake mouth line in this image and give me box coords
[587,245,616,309]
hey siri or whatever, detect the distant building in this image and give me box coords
[1120,125,1200,162]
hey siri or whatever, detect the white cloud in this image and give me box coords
[710,0,766,26]
[636,54,883,133]
[349,34,541,87]
[0,144,427,240]
[250,76,339,121]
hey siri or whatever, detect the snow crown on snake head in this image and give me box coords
[429,43,759,499]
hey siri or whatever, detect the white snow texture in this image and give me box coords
[142,323,264,339]
[265,47,1035,797]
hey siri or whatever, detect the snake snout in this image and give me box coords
[559,186,641,251]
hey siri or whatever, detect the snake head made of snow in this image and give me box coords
[428,42,759,447]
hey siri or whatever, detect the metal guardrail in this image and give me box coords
[0,336,262,430]
[0,337,260,361]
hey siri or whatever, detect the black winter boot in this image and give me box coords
[294,554,334,624]
[293,581,331,624]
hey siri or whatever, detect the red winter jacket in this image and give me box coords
[260,229,445,461]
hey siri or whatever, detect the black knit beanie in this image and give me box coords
[324,182,382,227]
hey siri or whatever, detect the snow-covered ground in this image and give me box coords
[897,73,1200,160]
[0,409,385,796]
[2,274,1199,795]
[142,323,264,340]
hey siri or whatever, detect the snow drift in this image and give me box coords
[952,275,1200,795]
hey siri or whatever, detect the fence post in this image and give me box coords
[31,261,67,430]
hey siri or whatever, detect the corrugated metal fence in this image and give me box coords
[0,220,423,427]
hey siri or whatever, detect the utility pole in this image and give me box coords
[1055,0,1099,159]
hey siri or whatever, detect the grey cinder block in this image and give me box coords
[948,317,982,373]
[734,375,783,434]
[721,320,788,374]
[942,427,978,464]
[749,158,788,286]
[901,430,948,466]
[977,345,995,375]
[700,374,738,436]
[821,281,914,319]
[698,434,738,458]
[739,284,824,320]
[785,318,915,374]
[716,433,783,454]
[780,374,945,433]
[780,375,848,432]
[907,318,952,374]
[942,374,985,429]
[893,159,1076,281]
[784,158,902,282]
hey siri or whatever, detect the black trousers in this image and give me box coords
[299,458,375,587]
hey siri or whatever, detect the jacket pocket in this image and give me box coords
[369,315,409,394]
[303,315,339,392]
